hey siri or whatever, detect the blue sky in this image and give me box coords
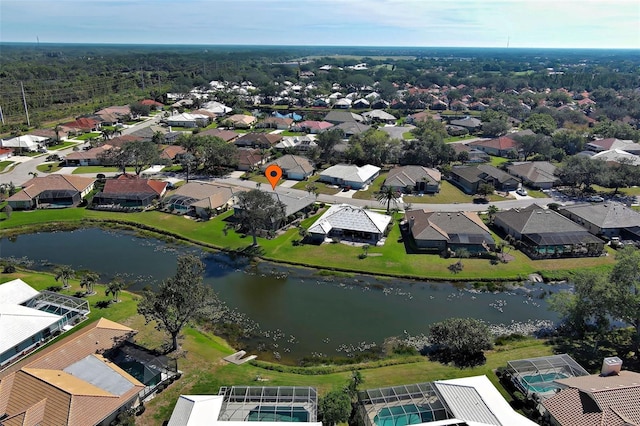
[2,0,639,48]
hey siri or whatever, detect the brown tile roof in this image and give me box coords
[199,128,239,142]
[265,155,314,176]
[237,148,264,167]
[469,136,518,150]
[139,99,164,107]
[160,144,187,160]
[227,114,257,126]
[102,174,167,196]
[65,144,112,161]
[63,117,99,131]
[7,175,95,202]
[235,132,283,147]
[105,135,143,149]
[543,371,640,426]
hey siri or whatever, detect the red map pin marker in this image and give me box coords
[265,165,283,190]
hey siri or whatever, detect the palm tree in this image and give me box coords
[28,171,38,178]
[80,272,99,295]
[54,124,62,145]
[105,276,126,302]
[376,185,401,214]
[54,265,75,289]
[487,205,499,223]
[305,183,319,199]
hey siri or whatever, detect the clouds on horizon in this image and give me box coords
[1,0,639,48]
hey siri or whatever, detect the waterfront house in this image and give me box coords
[307,204,392,245]
[7,175,95,210]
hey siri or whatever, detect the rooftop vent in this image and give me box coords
[601,356,622,376]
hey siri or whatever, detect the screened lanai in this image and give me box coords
[358,383,454,426]
[217,386,318,423]
[506,354,589,399]
[26,290,90,326]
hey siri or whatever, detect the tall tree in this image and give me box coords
[316,129,344,165]
[54,265,75,289]
[521,113,557,136]
[122,140,160,176]
[137,254,220,352]
[105,275,127,302]
[80,271,99,295]
[429,317,493,367]
[376,186,401,214]
[319,390,351,426]
[236,189,286,246]
[608,247,640,350]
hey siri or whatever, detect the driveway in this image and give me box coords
[279,180,297,188]
[333,189,357,198]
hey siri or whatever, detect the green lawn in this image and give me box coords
[48,141,76,150]
[0,161,13,172]
[71,166,135,174]
[291,175,341,195]
[72,132,101,141]
[445,135,476,143]
[0,208,616,281]
[36,163,62,173]
[280,131,305,136]
[402,181,505,204]
[351,173,387,201]
[489,155,510,167]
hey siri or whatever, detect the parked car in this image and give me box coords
[588,195,605,203]
[515,188,528,196]
[46,154,61,162]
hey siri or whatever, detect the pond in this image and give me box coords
[0,228,561,361]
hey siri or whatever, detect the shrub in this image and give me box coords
[3,264,16,273]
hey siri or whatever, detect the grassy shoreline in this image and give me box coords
[0,207,616,282]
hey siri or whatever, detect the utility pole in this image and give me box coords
[0,105,5,125]
[20,82,30,127]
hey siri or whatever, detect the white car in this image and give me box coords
[588,195,605,203]
[515,188,528,196]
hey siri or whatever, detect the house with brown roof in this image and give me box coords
[385,165,441,194]
[541,360,640,426]
[0,318,145,426]
[237,148,267,171]
[224,114,257,129]
[7,175,95,210]
[234,132,282,149]
[294,120,334,134]
[449,164,519,194]
[257,116,294,130]
[163,182,239,217]
[92,174,167,208]
[468,136,519,157]
[405,209,494,254]
[160,144,187,161]
[199,128,239,143]
[262,155,314,180]
[62,117,100,133]
[139,99,164,110]
[64,144,112,166]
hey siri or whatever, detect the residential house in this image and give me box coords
[257,116,294,130]
[591,148,640,166]
[166,113,209,128]
[160,145,187,161]
[168,387,321,426]
[234,132,282,149]
[585,138,640,154]
[0,279,89,368]
[95,105,130,124]
[558,202,640,240]
[451,143,490,163]
[319,164,381,190]
[62,117,100,133]
[263,155,314,180]
[199,128,239,143]
[7,175,95,210]
[129,124,181,144]
[201,101,233,116]
[324,110,364,124]
[361,109,396,124]
[274,135,317,152]
[406,111,438,124]
[405,209,495,254]
[163,182,238,217]
[64,144,113,166]
[233,191,316,231]
[0,135,48,152]
[237,148,267,171]
[352,98,370,109]
[332,98,352,109]
[307,203,392,245]
[0,318,146,426]
[493,204,604,259]
[385,165,441,194]
[507,161,559,190]
[358,376,537,426]
[449,164,519,194]
[224,114,257,129]
[449,116,482,131]
[0,147,12,160]
[334,121,371,137]
[468,136,519,157]
[294,120,334,134]
[541,360,640,426]
[139,99,164,110]
[92,174,167,208]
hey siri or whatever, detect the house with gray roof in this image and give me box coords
[449,164,519,194]
[507,161,559,190]
[493,204,604,259]
[319,164,380,189]
[263,155,314,180]
[307,204,392,245]
[405,209,494,254]
[385,166,441,194]
[163,182,239,217]
[233,190,316,231]
[324,110,364,124]
[334,121,371,137]
[558,202,640,240]
[362,110,396,124]
[449,116,482,131]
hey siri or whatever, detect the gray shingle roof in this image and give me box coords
[308,204,391,235]
[265,155,314,176]
[407,210,493,245]
[385,166,441,188]
[560,202,640,230]
[507,161,558,185]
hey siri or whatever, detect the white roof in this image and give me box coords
[0,304,63,355]
[320,164,380,184]
[363,109,396,121]
[0,279,40,305]
[201,101,232,114]
[1,134,48,149]
[168,394,322,426]
[433,376,537,426]
[308,204,391,236]
[592,148,640,165]
[167,113,209,122]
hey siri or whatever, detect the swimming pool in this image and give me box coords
[374,404,433,426]
[518,372,568,394]
[247,406,309,422]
